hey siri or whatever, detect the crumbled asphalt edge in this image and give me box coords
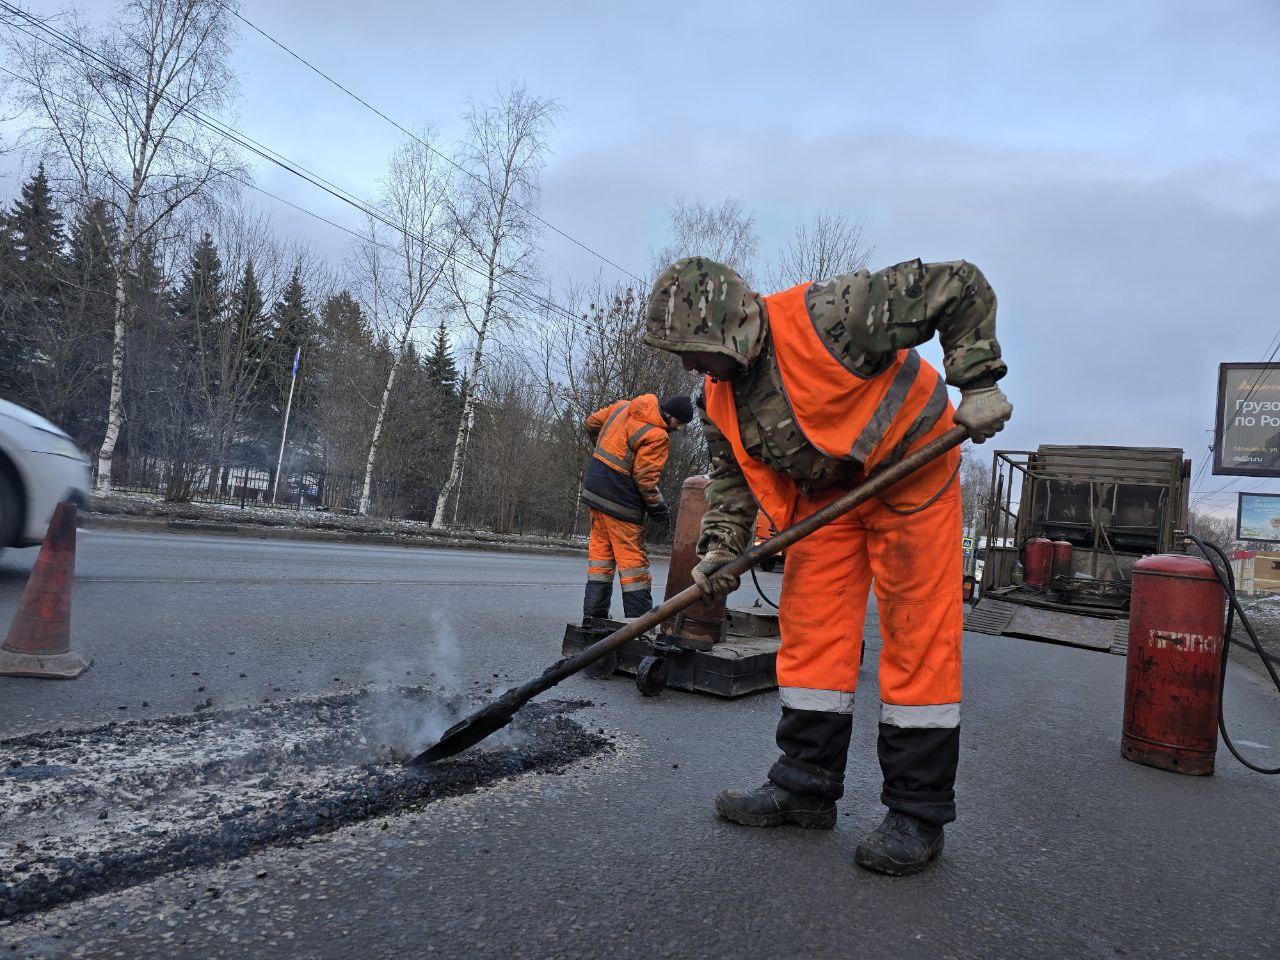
[0,692,611,922]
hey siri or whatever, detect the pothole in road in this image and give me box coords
[0,688,610,921]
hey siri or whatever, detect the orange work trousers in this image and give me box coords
[777,450,963,724]
[585,509,653,619]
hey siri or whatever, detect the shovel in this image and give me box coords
[410,424,969,766]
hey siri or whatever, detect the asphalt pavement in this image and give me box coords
[2,529,1279,959]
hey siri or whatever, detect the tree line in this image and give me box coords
[0,0,879,538]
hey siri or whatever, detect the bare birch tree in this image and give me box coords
[652,197,759,283]
[767,211,872,291]
[5,0,241,491]
[354,133,454,516]
[433,85,557,528]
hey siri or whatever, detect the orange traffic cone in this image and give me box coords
[0,501,89,679]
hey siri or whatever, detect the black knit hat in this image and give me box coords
[660,395,694,425]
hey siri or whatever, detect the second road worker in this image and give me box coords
[644,256,1012,876]
[581,393,694,620]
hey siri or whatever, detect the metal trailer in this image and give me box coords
[965,445,1191,655]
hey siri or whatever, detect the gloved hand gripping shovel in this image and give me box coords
[410,425,969,766]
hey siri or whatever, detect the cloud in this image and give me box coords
[541,127,1279,475]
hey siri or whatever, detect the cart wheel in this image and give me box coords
[635,656,669,697]
[585,650,618,680]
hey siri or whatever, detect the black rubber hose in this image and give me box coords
[1185,534,1280,775]
[750,566,779,610]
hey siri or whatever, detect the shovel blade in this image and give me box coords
[408,698,517,766]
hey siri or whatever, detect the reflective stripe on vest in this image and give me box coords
[593,403,659,476]
[703,282,952,529]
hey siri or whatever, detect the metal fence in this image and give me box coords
[111,461,436,521]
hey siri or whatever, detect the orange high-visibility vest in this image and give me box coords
[591,397,664,480]
[704,282,952,530]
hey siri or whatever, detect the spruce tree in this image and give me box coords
[424,318,458,396]
[3,165,69,404]
[172,232,226,350]
[318,290,369,350]
[9,164,67,271]
[264,266,318,475]
[217,258,269,485]
[0,210,24,399]
[52,200,119,443]
[267,267,315,411]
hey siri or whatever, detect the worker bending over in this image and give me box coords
[582,394,694,620]
[644,257,1011,875]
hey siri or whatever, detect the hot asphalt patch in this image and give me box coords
[1,688,610,921]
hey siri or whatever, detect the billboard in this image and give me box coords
[1237,492,1280,544]
[1215,363,1280,477]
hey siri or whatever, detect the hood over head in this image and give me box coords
[644,257,766,370]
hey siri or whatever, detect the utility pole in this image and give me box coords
[271,348,301,505]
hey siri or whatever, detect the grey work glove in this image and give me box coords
[954,385,1013,443]
[691,549,739,600]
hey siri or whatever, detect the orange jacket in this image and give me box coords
[705,283,954,532]
[582,394,671,523]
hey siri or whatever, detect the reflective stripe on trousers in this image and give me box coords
[587,509,651,588]
[779,687,855,714]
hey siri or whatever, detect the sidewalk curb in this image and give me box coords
[84,513,590,558]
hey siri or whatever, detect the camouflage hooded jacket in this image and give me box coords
[645,258,1005,557]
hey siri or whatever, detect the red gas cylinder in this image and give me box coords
[1122,554,1227,775]
[661,476,727,648]
[1051,541,1073,582]
[1023,537,1054,589]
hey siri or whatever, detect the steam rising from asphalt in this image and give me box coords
[361,613,523,761]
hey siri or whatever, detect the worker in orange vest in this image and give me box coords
[645,257,1012,875]
[582,394,694,620]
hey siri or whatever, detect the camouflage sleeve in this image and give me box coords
[694,393,756,557]
[811,259,1006,387]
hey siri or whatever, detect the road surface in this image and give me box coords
[2,529,1278,959]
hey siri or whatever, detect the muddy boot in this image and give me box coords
[854,811,945,876]
[583,580,612,622]
[714,782,837,830]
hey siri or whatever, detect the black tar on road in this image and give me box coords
[1,529,1278,959]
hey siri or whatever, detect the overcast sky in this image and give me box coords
[8,0,1278,513]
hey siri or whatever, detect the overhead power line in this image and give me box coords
[223,3,646,287]
[0,2,606,336]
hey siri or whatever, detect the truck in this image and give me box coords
[964,445,1191,655]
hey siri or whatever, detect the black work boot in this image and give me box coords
[582,581,613,621]
[714,782,837,830]
[854,811,945,876]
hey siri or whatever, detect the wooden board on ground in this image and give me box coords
[965,597,1130,656]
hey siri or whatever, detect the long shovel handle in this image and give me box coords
[506,425,969,705]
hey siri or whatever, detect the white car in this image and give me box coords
[0,398,92,551]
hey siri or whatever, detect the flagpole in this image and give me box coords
[271,347,300,505]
